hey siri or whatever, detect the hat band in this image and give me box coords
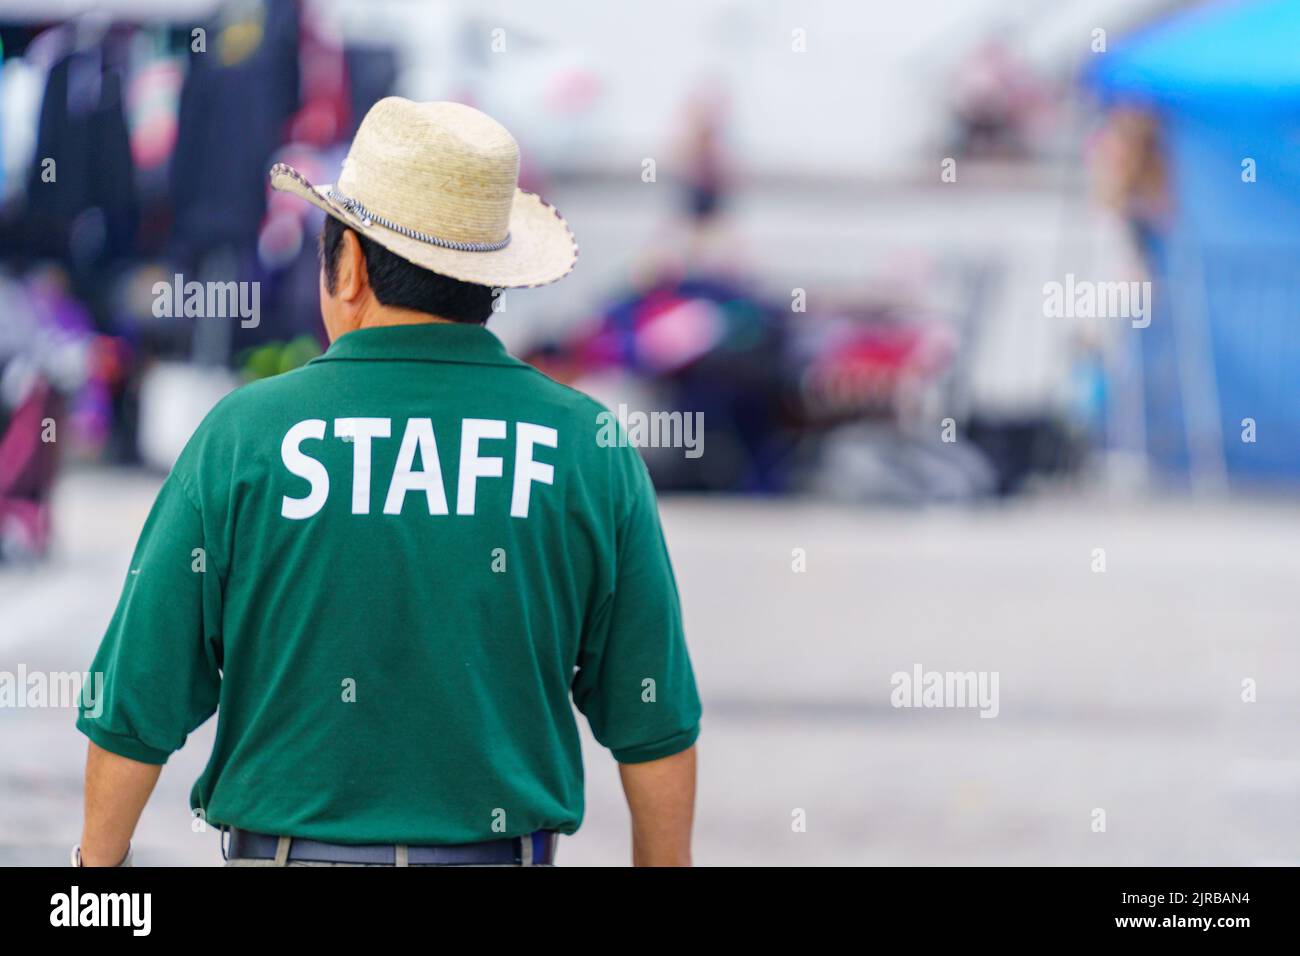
[327,187,511,253]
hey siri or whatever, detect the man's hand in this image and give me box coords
[80,742,161,866]
[618,745,696,866]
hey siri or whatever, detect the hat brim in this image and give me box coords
[270,163,577,289]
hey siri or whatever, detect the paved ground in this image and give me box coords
[2,468,1299,865]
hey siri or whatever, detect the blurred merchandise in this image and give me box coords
[0,375,57,560]
[0,0,405,535]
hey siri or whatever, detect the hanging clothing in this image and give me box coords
[169,0,300,262]
[20,29,138,269]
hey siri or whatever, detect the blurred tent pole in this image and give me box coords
[1167,237,1228,493]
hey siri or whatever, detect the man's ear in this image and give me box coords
[336,229,370,302]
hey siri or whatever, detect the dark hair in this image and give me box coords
[320,216,496,324]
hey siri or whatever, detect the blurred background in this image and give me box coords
[2,0,1299,865]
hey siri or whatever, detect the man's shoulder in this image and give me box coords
[512,365,643,467]
[513,363,610,421]
[177,366,319,473]
[202,364,319,426]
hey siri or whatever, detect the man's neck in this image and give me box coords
[358,301,455,329]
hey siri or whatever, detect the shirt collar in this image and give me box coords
[311,323,525,368]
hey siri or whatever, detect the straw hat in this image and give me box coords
[270,98,577,288]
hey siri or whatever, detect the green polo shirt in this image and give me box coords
[76,322,700,845]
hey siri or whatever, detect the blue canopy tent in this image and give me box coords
[1085,0,1300,485]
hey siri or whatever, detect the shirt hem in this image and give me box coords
[76,716,171,765]
[611,722,700,764]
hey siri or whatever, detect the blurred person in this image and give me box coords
[73,98,700,868]
[669,80,742,273]
[1091,107,1171,274]
[679,84,728,224]
[949,37,1046,159]
[1086,107,1172,486]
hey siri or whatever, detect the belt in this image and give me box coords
[226,828,558,866]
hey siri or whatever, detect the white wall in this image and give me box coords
[329,0,1180,179]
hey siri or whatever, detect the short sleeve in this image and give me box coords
[75,474,223,764]
[572,451,701,763]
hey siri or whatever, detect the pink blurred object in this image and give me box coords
[635,296,726,374]
[544,69,600,115]
[801,322,957,419]
[0,378,58,559]
[126,59,182,171]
